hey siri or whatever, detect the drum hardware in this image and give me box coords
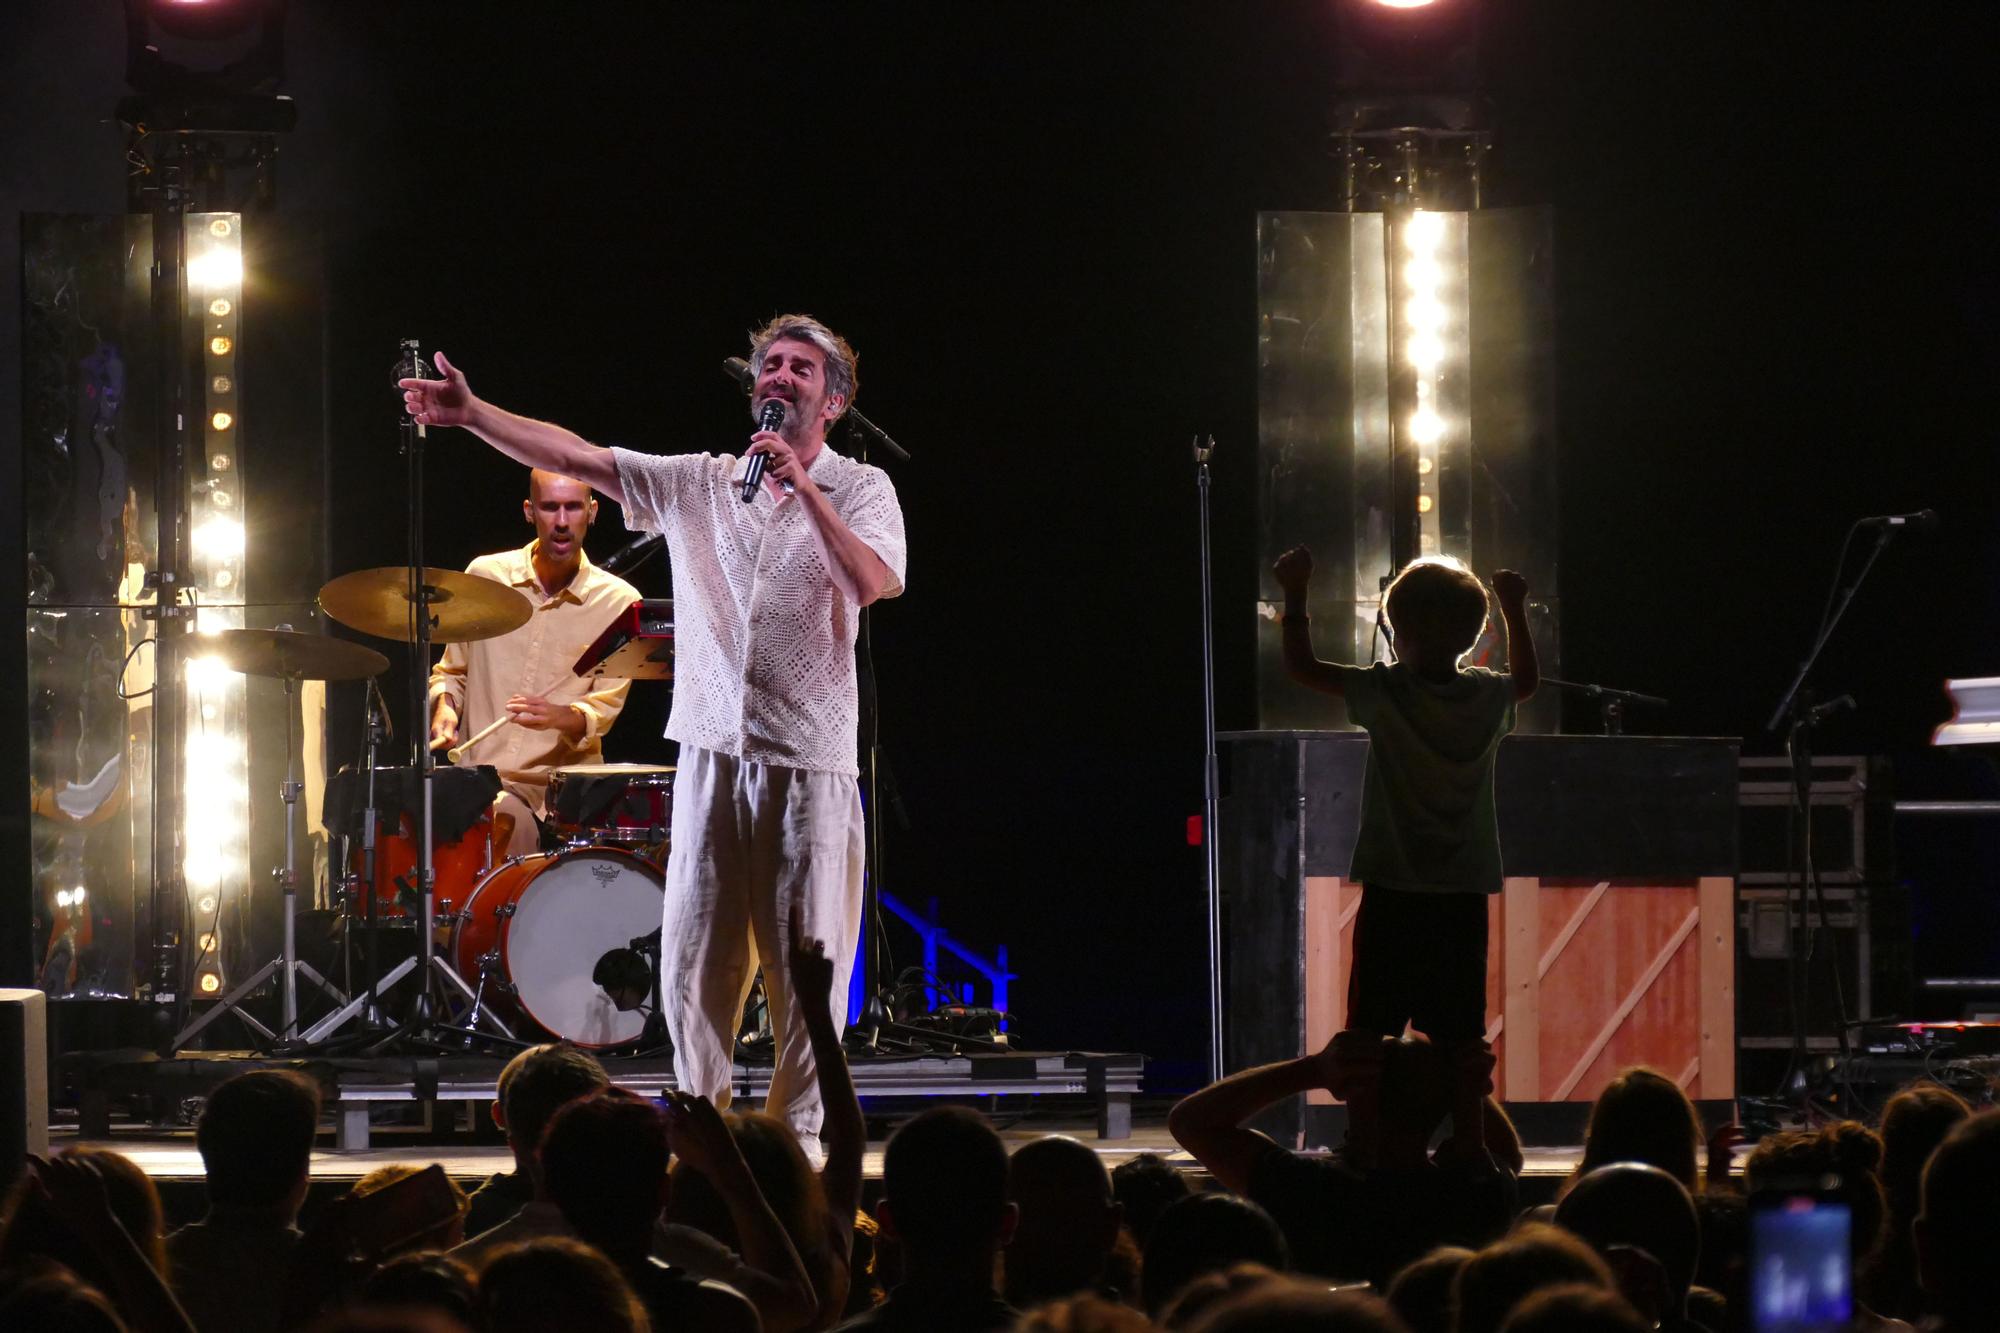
[176,630,384,1049]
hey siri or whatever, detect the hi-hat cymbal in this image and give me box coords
[319,567,533,644]
[207,629,390,681]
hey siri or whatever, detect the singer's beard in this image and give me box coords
[757,400,812,445]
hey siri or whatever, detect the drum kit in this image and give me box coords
[175,564,676,1054]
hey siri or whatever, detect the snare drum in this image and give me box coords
[449,847,663,1047]
[547,763,675,851]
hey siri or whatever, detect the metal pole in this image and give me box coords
[1195,437,1224,1083]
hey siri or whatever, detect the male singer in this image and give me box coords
[401,314,906,1151]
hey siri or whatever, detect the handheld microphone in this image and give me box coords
[742,399,786,503]
[1859,509,1939,531]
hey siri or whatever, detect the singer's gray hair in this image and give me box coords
[747,313,858,420]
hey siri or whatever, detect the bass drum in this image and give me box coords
[450,848,663,1048]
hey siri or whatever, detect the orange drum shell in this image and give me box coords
[352,811,492,919]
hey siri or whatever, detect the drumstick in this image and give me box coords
[445,671,579,764]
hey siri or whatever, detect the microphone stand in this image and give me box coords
[1763,520,1903,1110]
[1537,676,1670,736]
[848,407,907,1048]
[1194,437,1224,1084]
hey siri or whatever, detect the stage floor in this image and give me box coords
[54,1122,1598,1185]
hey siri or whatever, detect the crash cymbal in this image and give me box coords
[318,567,533,644]
[207,629,390,681]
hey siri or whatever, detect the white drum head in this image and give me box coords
[507,850,663,1047]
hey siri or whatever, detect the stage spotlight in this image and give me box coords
[209,335,232,356]
[210,411,233,432]
[124,0,287,99]
[1333,0,1480,136]
[198,971,222,995]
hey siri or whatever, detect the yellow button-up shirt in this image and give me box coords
[427,541,640,811]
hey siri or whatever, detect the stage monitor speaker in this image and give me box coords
[1,989,52,1180]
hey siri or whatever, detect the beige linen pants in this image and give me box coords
[662,746,865,1142]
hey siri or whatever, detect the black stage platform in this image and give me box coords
[64,1048,1147,1151]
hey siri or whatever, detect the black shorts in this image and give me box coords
[1344,884,1489,1044]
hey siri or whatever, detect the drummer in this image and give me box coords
[428,469,641,857]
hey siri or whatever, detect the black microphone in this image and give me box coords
[742,399,785,503]
[1859,509,1939,531]
[601,532,665,576]
[722,356,753,390]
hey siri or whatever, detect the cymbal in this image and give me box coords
[319,567,533,645]
[207,629,390,681]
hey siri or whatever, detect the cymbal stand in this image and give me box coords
[176,671,347,1047]
[298,687,397,1044]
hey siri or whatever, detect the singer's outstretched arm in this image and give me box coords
[400,352,624,506]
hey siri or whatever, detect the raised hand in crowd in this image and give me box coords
[22,1153,196,1333]
[661,1089,820,1332]
[789,903,867,1248]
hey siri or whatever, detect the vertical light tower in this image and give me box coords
[1256,0,1559,729]
[117,0,292,1023]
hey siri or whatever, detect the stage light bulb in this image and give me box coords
[1410,409,1443,446]
[199,932,217,952]
[1404,210,1446,252]
[184,653,239,694]
[194,518,244,559]
[1417,494,1434,514]
[211,411,233,431]
[1417,456,1435,475]
[188,248,243,291]
[199,972,222,995]
[210,336,232,356]
[211,490,234,509]
[208,218,233,238]
[196,894,218,915]
[1405,295,1445,334]
[210,453,232,471]
[1407,336,1443,373]
[211,375,233,393]
[1403,258,1441,294]
[56,889,72,908]
[209,297,232,317]
[213,569,234,589]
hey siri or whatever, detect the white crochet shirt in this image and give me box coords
[611,444,907,776]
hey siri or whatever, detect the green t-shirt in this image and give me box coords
[1340,662,1517,895]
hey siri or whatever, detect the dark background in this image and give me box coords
[6,2,1998,1087]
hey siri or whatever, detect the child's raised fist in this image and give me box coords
[1273,545,1316,597]
[1490,568,1528,606]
